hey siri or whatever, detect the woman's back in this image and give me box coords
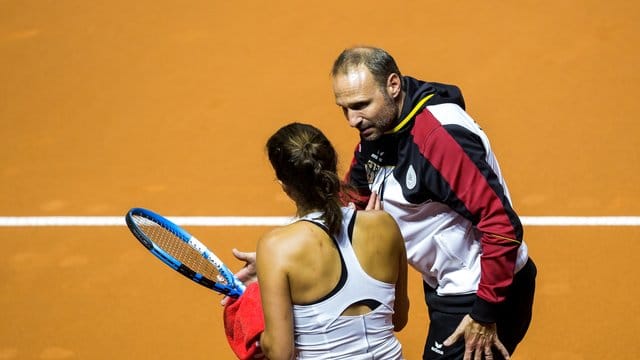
[257,207,409,359]
[285,209,404,304]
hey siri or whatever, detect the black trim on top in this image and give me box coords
[298,219,348,305]
[347,210,357,243]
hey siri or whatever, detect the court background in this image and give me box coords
[1,1,639,359]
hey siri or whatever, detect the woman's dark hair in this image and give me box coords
[267,123,343,235]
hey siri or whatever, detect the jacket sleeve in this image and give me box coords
[344,143,372,210]
[412,112,523,323]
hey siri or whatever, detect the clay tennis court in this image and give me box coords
[2,1,639,359]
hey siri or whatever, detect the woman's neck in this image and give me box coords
[296,206,322,218]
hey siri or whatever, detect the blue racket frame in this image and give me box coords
[126,207,245,298]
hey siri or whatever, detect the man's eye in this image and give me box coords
[351,102,368,110]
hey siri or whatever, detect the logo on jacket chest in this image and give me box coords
[364,151,385,184]
[365,160,382,184]
[406,165,417,190]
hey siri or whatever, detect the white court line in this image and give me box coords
[0,216,294,227]
[0,216,639,226]
[520,216,640,226]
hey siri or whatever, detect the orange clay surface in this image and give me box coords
[1,1,640,359]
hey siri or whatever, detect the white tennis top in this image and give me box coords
[292,207,403,360]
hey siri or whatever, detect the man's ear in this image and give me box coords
[387,73,402,99]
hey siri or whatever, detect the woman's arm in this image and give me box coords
[256,232,295,360]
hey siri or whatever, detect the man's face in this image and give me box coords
[332,65,399,141]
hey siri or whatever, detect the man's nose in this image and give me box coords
[347,110,361,128]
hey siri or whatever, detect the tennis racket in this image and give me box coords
[125,207,245,298]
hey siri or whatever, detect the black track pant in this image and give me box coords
[422,258,537,360]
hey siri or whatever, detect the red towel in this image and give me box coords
[223,282,265,359]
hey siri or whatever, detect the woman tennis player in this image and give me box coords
[255,122,409,359]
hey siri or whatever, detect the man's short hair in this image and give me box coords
[331,47,402,88]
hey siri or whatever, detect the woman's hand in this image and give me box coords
[221,249,257,306]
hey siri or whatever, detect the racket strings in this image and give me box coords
[133,216,226,284]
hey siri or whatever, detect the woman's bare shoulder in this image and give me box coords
[257,222,320,257]
[355,210,398,228]
[353,210,404,250]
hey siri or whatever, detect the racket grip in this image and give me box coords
[234,277,246,293]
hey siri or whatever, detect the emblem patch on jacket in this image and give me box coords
[363,150,387,185]
[406,165,417,190]
[365,160,381,185]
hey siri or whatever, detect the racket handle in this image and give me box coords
[234,278,246,293]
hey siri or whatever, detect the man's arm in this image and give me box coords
[412,110,521,359]
[412,113,522,321]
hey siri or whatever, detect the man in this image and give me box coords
[330,46,536,360]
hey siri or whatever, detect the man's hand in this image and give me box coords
[443,315,510,360]
[366,191,382,210]
[221,248,257,306]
